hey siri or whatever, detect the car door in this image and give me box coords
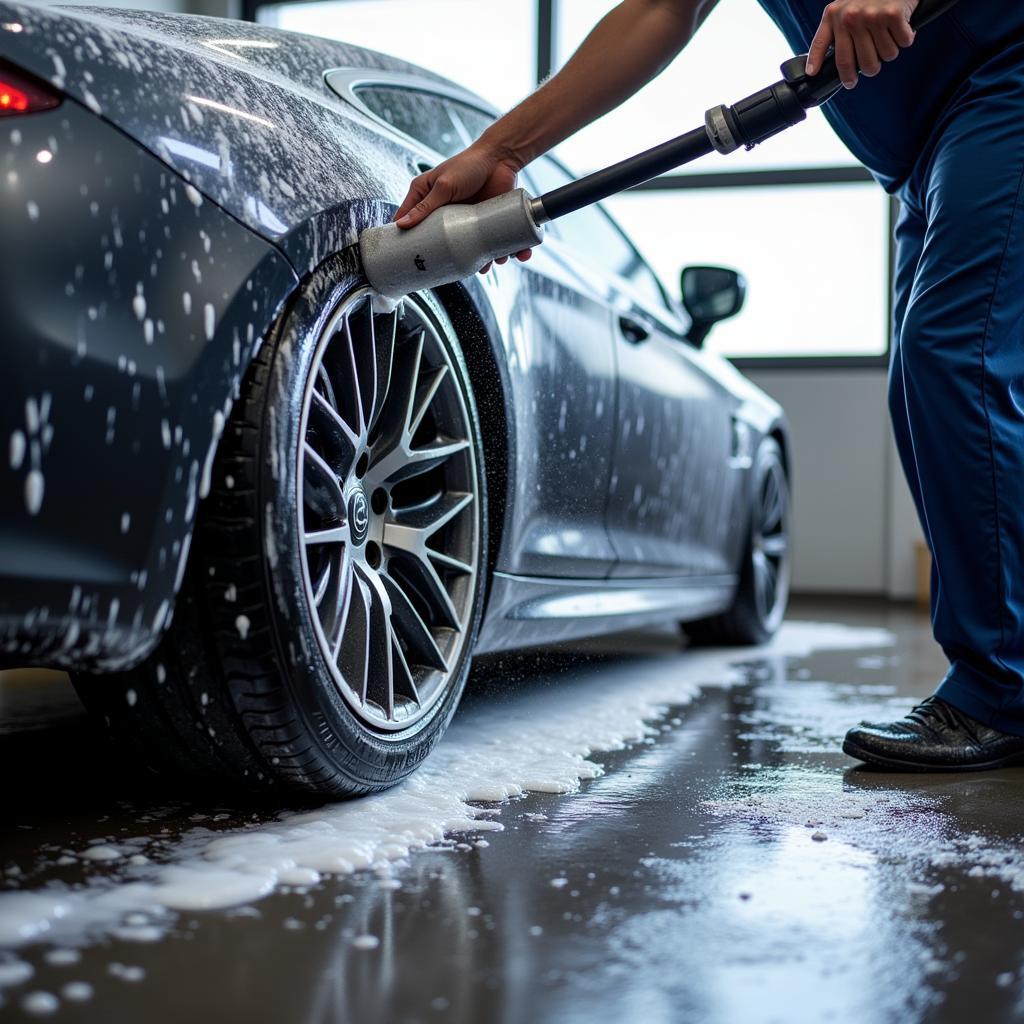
[526,157,741,579]
[350,82,620,579]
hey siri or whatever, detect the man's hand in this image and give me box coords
[393,144,532,273]
[806,0,917,89]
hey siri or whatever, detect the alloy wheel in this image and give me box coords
[751,453,790,633]
[296,291,480,733]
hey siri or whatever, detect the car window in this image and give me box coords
[524,157,668,310]
[356,86,466,157]
[442,100,494,145]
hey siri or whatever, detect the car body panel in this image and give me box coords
[503,240,620,579]
[0,4,789,672]
[0,98,296,669]
[475,572,735,654]
[0,2,420,269]
[607,319,746,579]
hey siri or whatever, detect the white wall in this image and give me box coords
[745,367,923,599]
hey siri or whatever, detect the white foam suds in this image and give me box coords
[42,950,79,967]
[0,624,889,951]
[370,292,401,316]
[9,431,25,470]
[20,990,58,1016]
[61,982,92,1002]
[107,963,144,982]
[24,471,44,516]
[80,846,122,863]
[0,959,34,987]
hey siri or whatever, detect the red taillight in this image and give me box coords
[0,64,60,117]
[0,81,29,112]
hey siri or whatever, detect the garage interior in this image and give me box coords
[2,0,1021,1022]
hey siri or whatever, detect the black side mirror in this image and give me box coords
[681,265,747,349]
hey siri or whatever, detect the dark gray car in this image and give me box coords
[0,3,790,795]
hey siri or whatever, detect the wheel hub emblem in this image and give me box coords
[348,488,370,544]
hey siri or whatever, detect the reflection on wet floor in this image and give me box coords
[2,599,1024,1023]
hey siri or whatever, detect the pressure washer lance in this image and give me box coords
[359,0,960,301]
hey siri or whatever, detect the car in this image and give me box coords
[0,3,791,796]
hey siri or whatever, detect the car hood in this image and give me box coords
[0,3,435,266]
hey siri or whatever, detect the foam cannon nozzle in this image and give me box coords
[360,188,547,301]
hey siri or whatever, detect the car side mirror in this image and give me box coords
[681,265,747,349]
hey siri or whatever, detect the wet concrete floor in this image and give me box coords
[3,599,1024,1023]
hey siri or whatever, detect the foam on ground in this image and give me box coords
[0,622,891,950]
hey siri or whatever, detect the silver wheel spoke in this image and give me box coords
[409,365,449,438]
[395,554,462,631]
[297,294,479,733]
[381,574,448,671]
[357,564,395,719]
[303,442,344,519]
[373,330,423,451]
[373,438,471,486]
[368,309,398,434]
[337,571,370,700]
[328,555,354,660]
[310,390,360,467]
[383,495,473,630]
[760,533,787,558]
[391,636,420,705]
[313,564,331,607]
[427,550,474,575]
[305,526,347,547]
[388,492,474,538]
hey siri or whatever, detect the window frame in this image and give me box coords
[248,0,893,369]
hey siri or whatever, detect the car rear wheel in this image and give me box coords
[74,258,487,796]
[683,437,790,647]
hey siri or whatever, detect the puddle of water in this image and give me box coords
[0,622,890,960]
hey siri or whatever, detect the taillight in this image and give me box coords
[0,63,60,117]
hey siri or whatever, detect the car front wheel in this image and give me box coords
[75,257,487,796]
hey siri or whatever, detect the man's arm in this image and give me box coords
[390,0,919,270]
[393,0,715,232]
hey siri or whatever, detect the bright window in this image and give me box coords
[258,0,537,111]
[555,0,856,175]
[605,184,890,358]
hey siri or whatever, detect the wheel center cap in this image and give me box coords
[348,488,370,545]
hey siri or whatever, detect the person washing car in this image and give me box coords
[394,0,1024,773]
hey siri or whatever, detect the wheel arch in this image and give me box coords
[433,280,514,610]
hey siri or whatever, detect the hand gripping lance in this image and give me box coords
[359,0,960,301]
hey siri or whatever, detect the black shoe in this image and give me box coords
[843,695,1024,772]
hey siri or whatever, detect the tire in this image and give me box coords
[684,437,790,647]
[74,256,488,796]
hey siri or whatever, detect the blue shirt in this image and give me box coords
[756,0,1024,190]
